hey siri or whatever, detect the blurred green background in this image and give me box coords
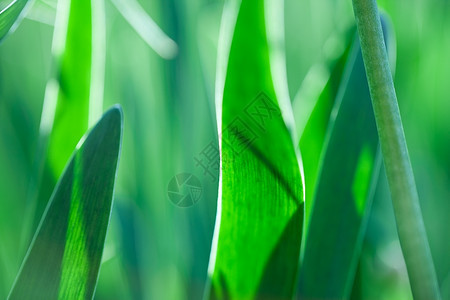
[0,0,448,299]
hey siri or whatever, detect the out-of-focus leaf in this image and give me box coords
[9,106,123,299]
[28,0,105,234]
[197,2,222,117]
[110,0,178,59]
[0,0,30,41]
[296,34,353,230]
[206,0,304,299]
[297,17,395,299]
[116,201,144,300]
[25,0,55,26]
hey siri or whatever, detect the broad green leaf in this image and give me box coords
[9,106,123,299]
[29,0,105,234]
[297,18,395,299]
[297,34,353,230]
[207,0,304,299]
[0,0,29,41]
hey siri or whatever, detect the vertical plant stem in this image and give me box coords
[351,1,441,299]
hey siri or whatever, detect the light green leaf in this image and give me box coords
[25,0,55,26]
[298,18,395,299]
[28,0,105,234]
[297,33,353,230]
[0,0,30,40]
[9,106,123,299]
[206,0,304,299]
[110,0,178,59]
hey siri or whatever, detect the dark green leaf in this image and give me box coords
[207,0,304,299]
[298,18,395,299]
[298,33,353,230]
[9,106,123,299]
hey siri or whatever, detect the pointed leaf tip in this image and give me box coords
[9,105,124,300]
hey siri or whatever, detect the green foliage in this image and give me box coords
[0,0,448,299]
[110,0,177,59]
[207,0,304,299]
[0,0,29,40]
[298,35,352,227]
[352,0,441,299]
[30,0,97,234]
[298,18,396,299]
[9,106,123,299]
[298,34,381,299]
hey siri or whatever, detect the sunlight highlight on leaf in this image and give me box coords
[207,0,304,298]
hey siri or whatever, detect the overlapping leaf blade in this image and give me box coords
[207,0,304,299]
[9,106,123,299]
[0,0,29,41]
[30,0,102,232]
[298,18,395,299]
[298,37,353,230]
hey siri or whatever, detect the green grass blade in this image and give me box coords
[9,106,123,299]
[110,0,178,59]
[28,0,104,234]
[206,0,304,299]
[299,37,380,299]
[42,0,92,177]
[0,0,30,41]
[298,36,353,231]
[352,0,441,299]
[298,18,395,299]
